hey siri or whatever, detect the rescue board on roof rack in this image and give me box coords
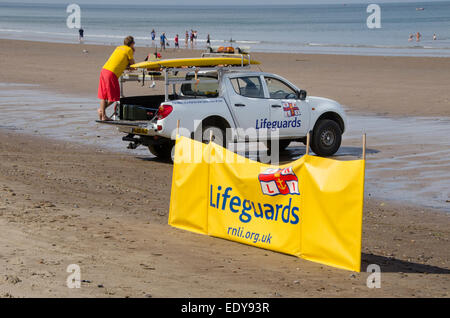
[130,57,260,70]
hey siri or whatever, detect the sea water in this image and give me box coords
[1,1,450,56]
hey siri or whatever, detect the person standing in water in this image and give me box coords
[416,32,421,42]
[160,32,168,51]
[151,29,156,46]
[79,27,84,43]
[190,30,194,48]
[185,30,189,48]
[97,36,135,121]
[174,34,179,49]
[206,34,211,47]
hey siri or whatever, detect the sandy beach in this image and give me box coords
[0,39,449,298]
[1,39,449,117]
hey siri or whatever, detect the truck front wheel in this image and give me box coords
[310,119,342,157]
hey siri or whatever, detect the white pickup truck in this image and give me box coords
[100,63,347,161]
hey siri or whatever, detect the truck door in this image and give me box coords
[227,75,270,141]
[263,76,309,138]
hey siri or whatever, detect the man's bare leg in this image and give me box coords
[98,99,114,121]
[98,99,107,120]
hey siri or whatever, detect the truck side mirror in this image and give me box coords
[298,90,307,101]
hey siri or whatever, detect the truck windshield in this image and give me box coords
[181,74,219,97]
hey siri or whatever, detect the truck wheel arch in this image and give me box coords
[192,115,231,140]
[313,112,345,134]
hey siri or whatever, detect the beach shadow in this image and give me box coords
[239,145,380,163]
[134,145,380,165]
[361,253,450,274]
[285,145,379,158]
[333,146,380,157]
[276,146,379,164]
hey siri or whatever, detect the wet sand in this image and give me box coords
[0,39,449,297]
[0,84,449,210]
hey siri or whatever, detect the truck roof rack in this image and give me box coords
[120,53,259,100]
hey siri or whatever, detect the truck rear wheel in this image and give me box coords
[310,119,342,157]
[202,125,226,147]
[148,141,175,161]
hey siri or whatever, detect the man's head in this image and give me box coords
[124,36,135,49]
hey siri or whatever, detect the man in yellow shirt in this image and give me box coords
[98,36,135,121]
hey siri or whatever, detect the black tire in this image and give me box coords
[202,125,227,147]
[148,141,175,161]
[310,119,342,157]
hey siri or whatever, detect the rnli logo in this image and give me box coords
[258,167,300,196]
[282,102,300,118]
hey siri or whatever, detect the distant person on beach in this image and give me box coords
[408,34,413,42]
[185,31,189,47]
[97,36,135,121]
[206,34,211,47]
[190,30,194,48]
[79,28,84,43]
[151,29,156,41]
[160,33,167,51]
[433,33,437,40]
[175,34,179,49]
[416,32,421,42]
[151,29,156,47]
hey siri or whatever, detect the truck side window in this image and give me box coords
[265,77,297,99]
[230,77,264,98]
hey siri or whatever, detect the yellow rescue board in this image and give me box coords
[131,57,260,70]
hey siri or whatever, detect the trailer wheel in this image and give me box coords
[310,119,342,157]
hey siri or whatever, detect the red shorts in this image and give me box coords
[98,68,120,102]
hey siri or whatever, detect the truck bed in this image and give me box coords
[119,94,212,121]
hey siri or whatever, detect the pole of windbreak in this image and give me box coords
[306,131,311,156]
[164,68,168,101]
[176,119,180,138]
[245,135,249,159]
[362,133,366,160]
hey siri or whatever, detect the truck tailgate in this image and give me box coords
[95,120,149,127]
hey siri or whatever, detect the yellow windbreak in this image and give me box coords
[169,136,365,272]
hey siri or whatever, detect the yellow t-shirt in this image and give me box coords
[102,45,134,78]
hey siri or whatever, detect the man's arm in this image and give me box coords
[127,58,136,71]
